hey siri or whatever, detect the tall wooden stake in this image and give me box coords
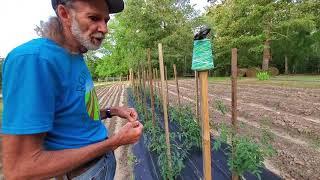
[156,68,162,108]
[130,68,133,86]
[137,70,141,104]
[195,71,200,122]
[158,43,172,173]
[173,64,181,107]
[231,48,239,180]
[199,71,212,180]
[157,69,162,101]
[142,69,148,121]
[144,70,149,119]
[165,65,169,107]
[153,68,157,99]
[147,49,156,126]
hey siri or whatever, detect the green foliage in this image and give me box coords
[215,100,228,115]
[169,105,202,149]
[143,115,186,179]
[205,0,320,75]
[213,123,275,179]
[256,71,270,80]
[132,87,202,179]
[92,0,202,78]
[230,136,264,180]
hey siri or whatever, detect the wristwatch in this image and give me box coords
[106,107,113,118]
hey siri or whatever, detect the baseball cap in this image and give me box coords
[51,0,124,14]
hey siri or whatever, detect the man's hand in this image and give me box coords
[111,107,139,122]
[114,121,143,146]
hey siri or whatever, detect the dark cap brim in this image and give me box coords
[51,0,124,14]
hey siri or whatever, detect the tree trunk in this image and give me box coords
[262,40,271,71]
[285,55,288,75]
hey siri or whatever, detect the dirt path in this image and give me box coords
[153,79,320,180]
[97,83,133,180]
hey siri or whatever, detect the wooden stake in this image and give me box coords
[158,43,172,172]
[231,48,239,180]
[157,69,162,101]
[165,65,169,107]
[173,64,181,107]
[153,68,157,98]
[156,68,162,108]
[195,71,200,122]
[147,49,156,126]
[130,69,133,86]
[137,70,141,104]
[199,71,212,180]
[143,69,148,121]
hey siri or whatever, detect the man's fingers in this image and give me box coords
[129,108,138,120]
[132,121,140,128]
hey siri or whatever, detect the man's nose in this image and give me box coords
[98,21,108,34]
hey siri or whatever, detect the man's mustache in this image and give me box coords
[92,32,105,40]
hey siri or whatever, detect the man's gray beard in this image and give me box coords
[71,16,102,51]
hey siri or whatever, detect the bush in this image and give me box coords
[256,71,270,80]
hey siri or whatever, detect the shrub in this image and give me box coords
[256,71,270,80]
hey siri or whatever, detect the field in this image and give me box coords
[158,76,320,179]
[95,75,320,179]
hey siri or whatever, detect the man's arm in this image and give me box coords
[100,107,138,122]
[2,121,143,180]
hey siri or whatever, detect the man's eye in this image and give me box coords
[89,16,99,21]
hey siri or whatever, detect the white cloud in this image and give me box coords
[0,1,55,57]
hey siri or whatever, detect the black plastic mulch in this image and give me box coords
[127,89,282,180]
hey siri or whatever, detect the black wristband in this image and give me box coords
[106,107,112,118]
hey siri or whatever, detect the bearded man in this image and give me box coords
[1,0,143,179]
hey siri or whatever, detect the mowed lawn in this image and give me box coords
[208,75,320,88]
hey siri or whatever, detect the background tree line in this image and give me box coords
[85,0,320,80]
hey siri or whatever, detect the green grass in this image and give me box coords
[271,75,320,82]
[208,75,320,88]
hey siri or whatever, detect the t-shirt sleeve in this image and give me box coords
[1,54,57,134]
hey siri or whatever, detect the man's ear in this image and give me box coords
[57,4,73,27]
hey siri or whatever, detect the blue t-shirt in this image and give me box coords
[1,38,108,150]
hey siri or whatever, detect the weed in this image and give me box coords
[215,100,228,115]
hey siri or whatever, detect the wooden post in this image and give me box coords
[231,48,239,180]
[147,49,156,126]
[173,64,181,107]
[143,69,148,121]
[156,68,162,108]
[133,73,137,99]
[165,65,169,107]
[153,68,157,98]
[199,71,212,180]
[195,71,200,122]
[156,69,162,101]
[137,70,141,104]
[130,69,133,86]
[158,43,172,173]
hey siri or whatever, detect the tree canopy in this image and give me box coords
[85,0,320,79]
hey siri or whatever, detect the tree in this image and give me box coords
[205,0,320,75]
[94,0,201,78]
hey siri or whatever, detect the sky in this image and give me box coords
[0,0,210,58]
